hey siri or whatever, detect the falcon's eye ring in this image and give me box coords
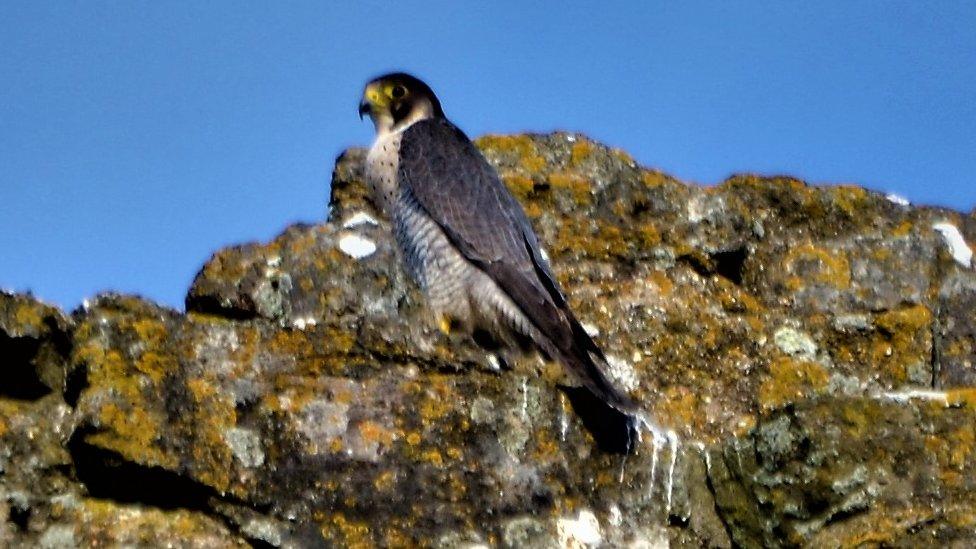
[391,85,407,99]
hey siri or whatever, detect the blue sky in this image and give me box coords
[2,2,974,310]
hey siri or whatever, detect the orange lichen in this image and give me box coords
[187,378,218,401]
[758,357,829,410]
[358,420,394,447]
[321,513,372,548]
[655,386,699,429]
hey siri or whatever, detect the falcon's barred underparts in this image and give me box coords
[359,73,639,439]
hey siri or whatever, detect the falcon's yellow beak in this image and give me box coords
[359,82,387,120]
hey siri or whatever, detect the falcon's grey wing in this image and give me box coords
[397,118,636,413]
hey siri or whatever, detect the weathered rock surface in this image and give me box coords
[3,133,976,547]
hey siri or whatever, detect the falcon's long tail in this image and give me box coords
[562,316,638,413]
[533,313,642,452]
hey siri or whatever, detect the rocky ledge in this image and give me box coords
[3,133,976,547]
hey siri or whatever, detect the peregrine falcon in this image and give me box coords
[358,72,639,438]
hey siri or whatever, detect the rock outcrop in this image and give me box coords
[3,133,976,547]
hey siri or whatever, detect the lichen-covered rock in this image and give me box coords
[3,133,976,547]
[1,292,72,399]
[0,293,247,547]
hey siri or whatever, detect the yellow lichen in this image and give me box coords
[783,243,852,290]
[503,174,536,200]
[949,425,975,469]
[611,148,635,165]
[373,470,396,492]
[570,140,594,165]
[131,318,168,347]
[872,305,932,383]
[420,448,444,467]
[892,220,914,237]
[547,172,592,206]
[638,224,661,247]
[14,304,43,330]
[187,378,218,401]
[134,351,175,384]
[947,388,976,409]
[641,171,669,188]
[830,185,869,217]
[475,134,547,174]
[90,402,175,468]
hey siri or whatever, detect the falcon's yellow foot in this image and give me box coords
[438,316,453,336]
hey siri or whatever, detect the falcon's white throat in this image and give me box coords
[368,99,436,138]
[364,100,436,216]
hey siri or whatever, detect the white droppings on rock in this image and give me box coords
[223,427,265,468]
[558,393,570,442]
[885,193,910,206]
[695,441,712,475]
[241,517,283,547]
[933,222,973,268]
[342,211,379,229]
[297,398,351,454]
[266,255,282,268]
[581,322,600,338]
[556,510,602,548]
[774,326,819,361]
[607,504,622,527]
[485,353,502,371]
[629,526,671,549]
[686,193,725,224]
[665,430,679,517]
[879,389,949,405]
[338,232,377,259]
[39,524,76,549]
[292,316,317,330]
[606,354,639,392]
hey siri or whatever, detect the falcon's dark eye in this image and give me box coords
[391,85,407,99]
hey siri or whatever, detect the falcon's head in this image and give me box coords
[359,72,445,134]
